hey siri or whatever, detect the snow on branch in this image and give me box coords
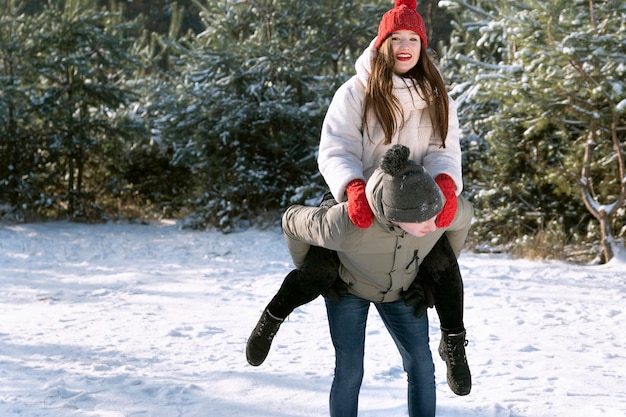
[455,54,523,73]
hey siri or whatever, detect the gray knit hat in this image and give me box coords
[380,145,444,223]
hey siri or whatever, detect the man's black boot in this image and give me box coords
[438,330,471,396]
[246,309,284,366]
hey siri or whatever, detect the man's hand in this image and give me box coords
[323,277,350,304]
[401,277,432,318]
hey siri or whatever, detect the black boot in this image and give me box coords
[438,330,471,396]
[246,247,340,366]
[418,234,471,395]
[246,309,284,366]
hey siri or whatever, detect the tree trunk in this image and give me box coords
[579,120,626,263]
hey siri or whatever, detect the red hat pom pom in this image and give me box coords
[395,0,417,9]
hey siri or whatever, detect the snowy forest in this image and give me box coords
[0,0,624,263]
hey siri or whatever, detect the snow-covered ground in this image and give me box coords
[1,221,625,417]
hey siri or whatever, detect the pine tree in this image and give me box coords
[442,0,626,260]
[0,0,148,220]
[151,0,388,231]
[0,0,40,217]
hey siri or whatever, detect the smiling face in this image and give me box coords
[390,30,422,75]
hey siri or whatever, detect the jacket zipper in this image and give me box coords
[405,249,419,270]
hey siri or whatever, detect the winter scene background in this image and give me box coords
[1,221,625,417]
[1,1,625,416]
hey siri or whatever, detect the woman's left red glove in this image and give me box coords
[434,174,457,228]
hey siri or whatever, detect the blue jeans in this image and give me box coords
[325,294,436,417]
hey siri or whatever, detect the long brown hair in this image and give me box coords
[363,38,449,147]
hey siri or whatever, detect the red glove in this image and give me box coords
[434,174,457,228]
[346,179,374,228]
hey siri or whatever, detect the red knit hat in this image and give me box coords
[375,0,428,50]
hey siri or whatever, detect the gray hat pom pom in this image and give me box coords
[380,144,412,176]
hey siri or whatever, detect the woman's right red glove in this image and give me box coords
[346,179,374,228]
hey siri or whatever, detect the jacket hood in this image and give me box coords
[354,38,429,111]
[354,38,379,85]
[365,168,395,229]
